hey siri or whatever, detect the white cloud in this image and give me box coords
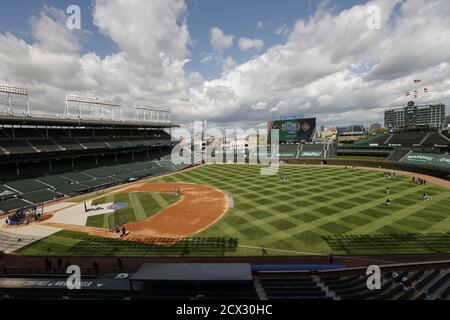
[200,52,236,72]
[238,37,264,51]
[209,27,234,51]
[275,25,290,36]
[0,0,191,118]
[250,101,268,110]
[222,56,237,71]
[1,0,450,130]
[190,0,450,125]
[256,21,264,29]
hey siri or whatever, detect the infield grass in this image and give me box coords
[86,192,179,228]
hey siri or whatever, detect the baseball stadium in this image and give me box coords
[0,90,449,301]
[1,0,450,305]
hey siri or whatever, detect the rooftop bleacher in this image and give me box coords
[389,131,430,145]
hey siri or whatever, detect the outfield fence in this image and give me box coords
[284,158,450,180]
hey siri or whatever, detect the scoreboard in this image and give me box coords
[267,117,316,143]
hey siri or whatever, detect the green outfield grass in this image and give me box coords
[86,192,179,228]
[17,164,450,257]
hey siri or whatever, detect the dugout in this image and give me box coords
[129,263,256,299]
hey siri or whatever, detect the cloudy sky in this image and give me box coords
[0,0,449,130]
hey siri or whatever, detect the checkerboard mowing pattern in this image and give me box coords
[15,164,450,257]
[161,165,450,256]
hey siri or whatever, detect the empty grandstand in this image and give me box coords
[2,261,450,300]
[337,125,368,143]
[0,108,189,213]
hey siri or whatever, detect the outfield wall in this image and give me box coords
[284,158,450,180]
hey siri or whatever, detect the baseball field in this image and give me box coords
[16,164,450,257]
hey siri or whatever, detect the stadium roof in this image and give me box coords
[0,114,179,129]
[129,263,252,281]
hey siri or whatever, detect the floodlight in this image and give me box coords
[65,94,122,121]
[134,104,171,123]
[0,84,28,96]
[66,95,120,108]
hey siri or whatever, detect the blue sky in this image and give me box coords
[0,0,119,57]
[0,0,367,80]
[184,0,366,79]
[0,0,448,128]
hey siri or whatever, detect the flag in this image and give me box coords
[414,79,421,83]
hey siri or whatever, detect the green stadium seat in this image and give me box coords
[55,139,84,150]
[5,179,48,193]
[78,138,108,149]
[29,139,62,152]
[0,140,37,154]
[62,172,92,182]
[22,189,61,203]
[0,197,32,212]
[36,176,85,194]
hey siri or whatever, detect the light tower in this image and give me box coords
[134,105,170,123]
[0,84,30,116]
[65,94,122,121]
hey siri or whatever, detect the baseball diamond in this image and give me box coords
[2,0,450,304]
[14,164,450,257]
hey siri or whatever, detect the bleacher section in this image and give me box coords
[336,146,392,159]
[0,113,181,214]
[0,127,173,154]
[0,157,191,213]
[5,179,48,193]
[354,133,390,145]
[387,149,411,161]
[0,198,32,212]
[257,268,450,300]
[36,176,84,194]
[401,152,450,171]
[389,131,430,146]
[423,132,450,146]
[31,139,62,152]
[21,189,61,203]
[319,269,450,300]
[1,265,450,300]
[259,277,329,300]
[358,130,450,148]
[0,140,36,154]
